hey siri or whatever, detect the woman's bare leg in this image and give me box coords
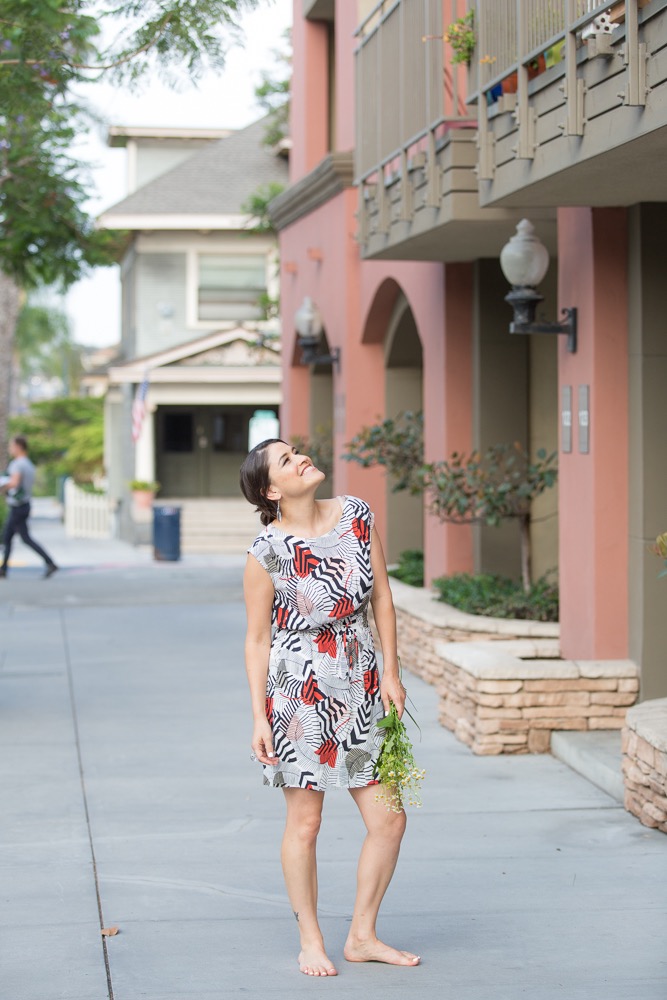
[343,785,420,966]
[281,788,337,976]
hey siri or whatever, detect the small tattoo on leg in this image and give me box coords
[293,911,299,923]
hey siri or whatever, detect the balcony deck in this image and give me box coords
[470,0,667,208]
[358,127,555,261]
[355,0,553,260]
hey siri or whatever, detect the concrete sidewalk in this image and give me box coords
[1,514,666,999]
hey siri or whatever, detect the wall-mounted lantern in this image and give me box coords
[500,219,577,353]
[294,296,340,370]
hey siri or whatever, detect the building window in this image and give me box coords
[197,254,266,322]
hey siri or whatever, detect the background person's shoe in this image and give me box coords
[44,564,58,579]
[0,568,6,578]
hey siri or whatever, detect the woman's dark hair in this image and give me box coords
[239,438,286,526]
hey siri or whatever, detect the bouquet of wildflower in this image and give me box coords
[375,698,425,813]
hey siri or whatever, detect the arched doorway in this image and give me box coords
[384,294,423,563]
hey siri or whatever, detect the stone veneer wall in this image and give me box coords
[390,579,639,755]
[437,643,639,755]
[391,579,560,687]
[622,699,667,833]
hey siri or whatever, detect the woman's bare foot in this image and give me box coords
[298,944,338,976]
[344,937,420,966]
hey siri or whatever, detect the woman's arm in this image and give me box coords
[369,527,406,719]
[243,554,279,766]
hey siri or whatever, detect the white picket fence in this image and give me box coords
[64,478,111,539]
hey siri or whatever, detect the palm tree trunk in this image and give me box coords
[0,271,21,466]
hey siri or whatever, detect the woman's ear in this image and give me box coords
[265,486,281,502]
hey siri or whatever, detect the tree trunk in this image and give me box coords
[0,271,21,467]
[519,513,532,593]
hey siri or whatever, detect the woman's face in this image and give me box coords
[265,441,325,501]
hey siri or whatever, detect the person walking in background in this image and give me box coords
[0,436,58,579]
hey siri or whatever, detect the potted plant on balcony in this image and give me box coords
[444,9,475,65]
[129,479,160,510]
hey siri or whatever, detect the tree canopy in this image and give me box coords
[0,0,259,287]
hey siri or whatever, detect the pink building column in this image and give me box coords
[422,262,475,585]
[557,207,629,659]
[289,3,329,181]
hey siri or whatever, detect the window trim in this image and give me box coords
[186,249,270,328]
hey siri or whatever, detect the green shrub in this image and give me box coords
[433,572,558,622]
[388,549,424,588]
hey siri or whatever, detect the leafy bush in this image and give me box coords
[388,549,424,588]
[9,396,104,492]
[433,572,559,622]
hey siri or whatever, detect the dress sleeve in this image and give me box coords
[247,534,277,581]
[348,496,374,545]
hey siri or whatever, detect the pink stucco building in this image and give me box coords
[270,0,667,709]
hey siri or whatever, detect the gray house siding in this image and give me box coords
[135,253,188,357]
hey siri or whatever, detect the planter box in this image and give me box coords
[622,699,667,834]
[390,580,638,754]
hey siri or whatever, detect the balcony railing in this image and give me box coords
[355,0,475,183]
[470,1,653,178]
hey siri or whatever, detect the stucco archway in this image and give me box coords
[383,292,424,563]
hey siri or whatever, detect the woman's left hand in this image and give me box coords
[380,670,407,719]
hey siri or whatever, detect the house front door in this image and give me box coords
[156,405,272,497]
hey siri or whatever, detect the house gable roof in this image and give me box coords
[108,328,281,385]
[100,118,288,227]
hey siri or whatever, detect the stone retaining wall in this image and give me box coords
[622,699,667,833]
[390,580,639,755]
[391,578,559,687]
[437,643,639,755]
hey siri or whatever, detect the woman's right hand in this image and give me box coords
[252,719,279,766]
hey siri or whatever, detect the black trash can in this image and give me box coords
[153,505,181,561]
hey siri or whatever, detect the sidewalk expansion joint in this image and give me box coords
[60,609,115,1000]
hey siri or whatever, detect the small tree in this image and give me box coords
[343,411,424,492]
[420,444,558,592]
[343,414,557,593]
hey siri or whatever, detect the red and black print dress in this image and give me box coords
[248,495,384,790]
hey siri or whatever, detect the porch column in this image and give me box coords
[134,404,156,485]
[423,262,475,585]
[557,207,629,659]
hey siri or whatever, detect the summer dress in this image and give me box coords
[248,495,384,790]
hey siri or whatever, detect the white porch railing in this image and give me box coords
[64,478,111,540]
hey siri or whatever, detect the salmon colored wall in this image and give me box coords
[558,207,629,659]
[289,4,329,182]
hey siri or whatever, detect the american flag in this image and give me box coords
[131,373,149,443]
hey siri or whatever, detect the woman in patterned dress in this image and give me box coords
[240,438,420,977]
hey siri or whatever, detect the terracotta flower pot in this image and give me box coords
[132,490,155,510]
[502,72,518,94]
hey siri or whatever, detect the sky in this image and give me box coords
[66,0,293,348]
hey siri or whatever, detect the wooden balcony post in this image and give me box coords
[515,0,536,159]
[564,0,584,135]
[623,0,647,107]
